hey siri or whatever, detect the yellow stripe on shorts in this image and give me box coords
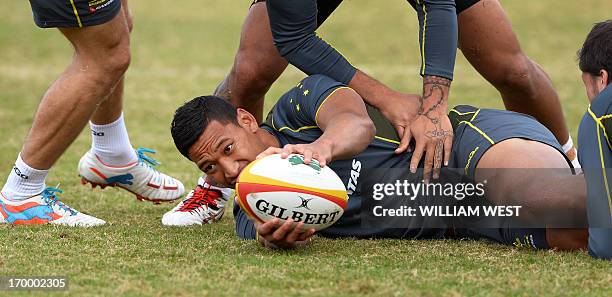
[69,0,83,27]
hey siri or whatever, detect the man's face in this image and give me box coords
[187,114,267,188]
[581,71,609,102]
[582,72,601,102]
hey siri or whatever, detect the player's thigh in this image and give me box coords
[235,2,288,82]
[477,138,569,170]
[60,10,130,67]
[457,0,525,81]
[474,138,570,204]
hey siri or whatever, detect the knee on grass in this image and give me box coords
[230,51,279,100]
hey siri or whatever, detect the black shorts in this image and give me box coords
[446,105,570,250]
[29,0,122,28]
[448,105,572,178]
[251,0,344,27]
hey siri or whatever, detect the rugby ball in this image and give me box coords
[236,154,349,231]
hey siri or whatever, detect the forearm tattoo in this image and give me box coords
[419,76,453,168]
[418,76,451,124]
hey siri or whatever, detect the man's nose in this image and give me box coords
[220,158,239,181]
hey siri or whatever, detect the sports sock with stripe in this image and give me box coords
[1,153,48,201]
[90,113,138,166]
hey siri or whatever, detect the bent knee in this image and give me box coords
[105,42,131,76]
[489,55,536,91]
[233,55,276,90]
[86,42,131,86]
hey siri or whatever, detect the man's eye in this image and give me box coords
[204,164,216,173]
[224,144,233,154]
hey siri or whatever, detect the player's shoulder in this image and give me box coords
[297,74,346,97]
[270,75,350,127]
[299,74,343,85]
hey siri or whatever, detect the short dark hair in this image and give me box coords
[171,96,238,159]
[578,20,612,80]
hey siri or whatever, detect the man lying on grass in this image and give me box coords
[168,74,587,251]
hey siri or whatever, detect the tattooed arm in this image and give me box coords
[410,76,453,181]
[409,75,454,182]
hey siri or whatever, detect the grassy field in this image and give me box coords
[1,0,611,296]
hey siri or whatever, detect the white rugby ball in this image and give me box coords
[236,154,349,231]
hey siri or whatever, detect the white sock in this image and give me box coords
[1,153,48,201]
[90,113,138,166]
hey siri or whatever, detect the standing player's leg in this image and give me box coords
[214,0,343,123]
[160,1,286,226]
[214,1,289,122]
[1,5,131,226]
[456,0,577,166]
[89,0,134,164]
[78,0,185,203]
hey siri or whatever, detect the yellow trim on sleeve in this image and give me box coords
[69,0,83,28]
[314,86,353,126]
[271,114,277,130]
[277,125,319,133]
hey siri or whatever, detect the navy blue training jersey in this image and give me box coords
[260,74,428,238]
[234,74,566,249]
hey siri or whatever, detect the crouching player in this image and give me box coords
[577,20,612,260]
[167,74,586,250]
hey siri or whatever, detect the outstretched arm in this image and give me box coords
[258,87,376,167]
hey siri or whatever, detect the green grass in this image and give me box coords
[0,0,611,296]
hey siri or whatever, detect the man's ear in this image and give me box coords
[236,108,259,132]
[600,69,610,88]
